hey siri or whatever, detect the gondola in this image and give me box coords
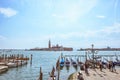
[48,67,56,80]
[71,58,77,68]
[65,58,70,67]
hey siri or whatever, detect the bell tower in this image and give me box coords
[48,40,51,48]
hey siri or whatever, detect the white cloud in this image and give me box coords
[0,35,7,40]
[52,0,98,23]
[41,23,120,40]
[81,23,120,38]
[2,22,119,48]
[96,15,105,19]
[100,23,120,34]
[0,7,18,17]
[52,14,64,19]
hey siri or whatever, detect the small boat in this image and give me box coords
[0,62,6,66]
[71,58,77,67]
[0,66,8,73]
[48,75,56,80]
[77,58,83,66]
[48,67,56,80]
[65,58,70,71]
[59,58,64,70]
[60,58,64,67]
[7,62,16,68]
[6,60,27,68]
[71,58,78,71]
[65,58,70,67]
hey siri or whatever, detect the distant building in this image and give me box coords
[30,40,73,51]
[77,46,120,51]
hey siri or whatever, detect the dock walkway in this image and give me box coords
[68,68,120,80]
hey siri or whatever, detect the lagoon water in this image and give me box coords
[0,50,120,80]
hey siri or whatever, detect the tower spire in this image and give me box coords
[48,39,51,48]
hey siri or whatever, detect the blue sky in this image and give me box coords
[0,0,120,49]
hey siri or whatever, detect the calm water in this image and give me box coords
[0,50,120,80]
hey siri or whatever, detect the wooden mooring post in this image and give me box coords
[56,57,60,80]
[39,67,43,80]
[30,54,33,65]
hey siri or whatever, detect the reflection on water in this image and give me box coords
[66,66,70,72]
[73,65,78,71]
[60,66,64,70]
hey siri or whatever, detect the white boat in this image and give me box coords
[0,62,6,66]
[0,66,8,73]
[6,60,27,68]
[7,62,17,68]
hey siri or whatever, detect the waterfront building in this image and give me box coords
[30,40,73,51]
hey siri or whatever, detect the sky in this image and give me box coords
[0,0,120,49]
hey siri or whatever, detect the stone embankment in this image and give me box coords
[68,68,120,80]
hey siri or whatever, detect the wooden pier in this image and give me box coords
[0,53,30,74]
